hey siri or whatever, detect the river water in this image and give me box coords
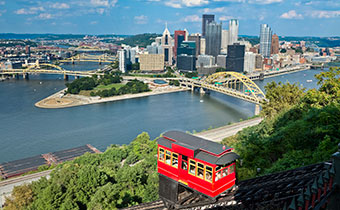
[0,65,323,162]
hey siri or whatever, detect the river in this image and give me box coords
[0,66,323,162]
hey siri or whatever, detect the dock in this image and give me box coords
[0,144,101,179]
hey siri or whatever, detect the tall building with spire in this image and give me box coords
[260,24,272,58]
[161,23,174,65]
[202,14,215,37]
[228,19,239,45]
[271,33,279,55]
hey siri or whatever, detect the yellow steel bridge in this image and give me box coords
[59,54,117,64]
[0,63,103,79]
[178,72,266,114]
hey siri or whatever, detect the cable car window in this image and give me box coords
[222,167,228,177]
[215,171,222,181]
[181,155,188,170]
[189,160,196,176]
[229,164,235,174]
[159,148,165,162]
[172,153,178,168]
[205,166,213,182]
[197,163,204,179]
[165,151,171,165]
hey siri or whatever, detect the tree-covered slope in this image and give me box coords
[222,67,340,180]
[4,133,158,210]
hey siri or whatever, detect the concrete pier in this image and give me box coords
[255,104,261,116]
[200,87,205,94]
[23,73,29,80]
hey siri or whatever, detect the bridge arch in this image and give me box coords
[203,71,266,104]
[26,63,65,72]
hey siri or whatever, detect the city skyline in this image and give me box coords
[0,0,339,36]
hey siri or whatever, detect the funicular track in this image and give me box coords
[121,161,334,210]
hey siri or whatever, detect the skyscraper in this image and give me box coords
[202,14,215,37]
[118,49,126,73]
[221,29,229,51]
[228,19,239,45]
[205,21,222,60]
[260,24,272,58]
[244,52,256,73]
[174,30,186,59]
[271,33,279,55]
[188,34,201,57]
[226,43,245,73]
[161,24,174,64]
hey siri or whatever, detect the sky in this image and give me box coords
[0,0,339,36]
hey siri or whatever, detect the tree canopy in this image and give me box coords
[4,133,158,210]
[223,67,340,180]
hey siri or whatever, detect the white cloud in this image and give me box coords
[91,0,109,7]
[309,10,340,18]
[182,14,201,22]
[90,0,117,7]
[15,7,44,15]
[165,1,182,8]
[134,15,148,24]
[213,0,244,2]
[90,21,98,24]
[182,0,209,7]
[0,1,5,5]
[201,7,227,13]
[164,0,208,8]
[248,0,283,4]
[280,10,303,19]
[219,15,234,21]
[38,13,53,19]
[50,3,70,9]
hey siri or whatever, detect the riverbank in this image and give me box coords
[248,65,311,80]
[35,86,188,108]
[196,117,263,142]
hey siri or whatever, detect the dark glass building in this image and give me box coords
[202,14,215,37]
[226,43,245,73]
[188,34,201,57]
[177,41,196,57]
[174,30,186,58]
[205,21,222,60]
[177,55,196,72]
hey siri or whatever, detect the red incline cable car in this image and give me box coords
[157,131,240,209]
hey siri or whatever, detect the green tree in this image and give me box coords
[261,81,305,118]
[4,184,34,210]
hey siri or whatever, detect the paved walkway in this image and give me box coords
[0,170,52,207]
[196,117,263,142]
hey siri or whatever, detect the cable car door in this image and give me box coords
[179,155,188,185]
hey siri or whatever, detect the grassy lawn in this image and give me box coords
[79,83,124,96]
[95,83,124,90]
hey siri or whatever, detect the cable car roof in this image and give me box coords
[158,131,239,165]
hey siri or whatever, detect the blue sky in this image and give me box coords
[0,0,339,36]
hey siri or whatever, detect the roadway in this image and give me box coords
[0,170,52,207]
[196,117,263,142]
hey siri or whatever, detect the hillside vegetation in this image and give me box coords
[222,67,340,180]
[4,67,340,210]
[4,133,158,210]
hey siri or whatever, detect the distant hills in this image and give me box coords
[0,33,339,48]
